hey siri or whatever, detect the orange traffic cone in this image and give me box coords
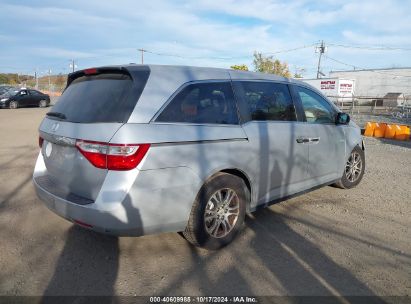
[384,124,396,139]
[394,125,410,140]
[364,122,376,137]
[374,123,387,138]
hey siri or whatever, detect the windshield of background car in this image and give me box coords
[3,89,18,97]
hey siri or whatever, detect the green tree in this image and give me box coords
[230,64,249,71]
[0,73,18,85]
[293,73,303,79]
[0,74,7,84]
[253,52,291,78]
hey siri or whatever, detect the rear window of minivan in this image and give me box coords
[51,69,149,123]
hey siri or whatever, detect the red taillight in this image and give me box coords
[107,144,150,170]
[73,219,93,228]
[75,140,108,169]
[84,68,98,75]
[39,136,44,148]
[75,140,150,171]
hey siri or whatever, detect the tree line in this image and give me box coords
[231,52,302,78]
[0,73,67,91]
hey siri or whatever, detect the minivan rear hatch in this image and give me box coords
[38,66,150,203]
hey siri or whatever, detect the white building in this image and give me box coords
[301,78,355,104]
[329,68,411,101]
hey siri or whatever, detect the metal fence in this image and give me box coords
[326,95,411,115]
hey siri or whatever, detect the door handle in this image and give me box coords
[296,137,309,144]
[308,137,320,143]
[296,137,320,144]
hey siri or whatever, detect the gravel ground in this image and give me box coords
[0,108,410,298]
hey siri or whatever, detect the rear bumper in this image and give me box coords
[34,177,132,235]
[33,153,202,237]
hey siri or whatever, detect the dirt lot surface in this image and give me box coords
[0,108,410,297]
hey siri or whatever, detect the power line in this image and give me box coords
[0,43,318,74]
[144,49,248,60]
[324,55,411,78]
[324,55,356,69]
[262,43,318,56]
[144,43,318,61]
[328,43,411,51]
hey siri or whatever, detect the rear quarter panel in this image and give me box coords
[110,123,255,214]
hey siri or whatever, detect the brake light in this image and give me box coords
[75,140,150,171]
[84,68,98,75]
[73,219,93,228]
[39,136,44,148]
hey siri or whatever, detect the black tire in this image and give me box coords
[334,145,365,189]
[39,100,47,108]
[183,173,247,250]
[9,100,18,109]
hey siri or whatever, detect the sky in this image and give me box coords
[1,0,411,78]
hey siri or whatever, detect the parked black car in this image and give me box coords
[0,88,50,109]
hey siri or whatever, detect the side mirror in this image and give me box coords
[336,112,350,125]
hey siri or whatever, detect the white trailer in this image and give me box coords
[301,78,355,106]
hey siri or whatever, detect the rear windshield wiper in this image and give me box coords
[46,112,67,120]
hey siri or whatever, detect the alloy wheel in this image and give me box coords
[345,151,363,182]
[204,188,240,238]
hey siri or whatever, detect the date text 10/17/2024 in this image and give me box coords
[150,297,258,303]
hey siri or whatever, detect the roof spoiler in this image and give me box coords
[66,67,132,88]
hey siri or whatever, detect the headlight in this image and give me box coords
[0,98,8,102]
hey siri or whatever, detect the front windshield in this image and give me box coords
[1,88,18,97]
[0,87,11,94]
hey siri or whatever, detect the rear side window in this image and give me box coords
[29,90,39,95]
[233,81,296,122]
[156,82,239,125]
[51,70,149,123]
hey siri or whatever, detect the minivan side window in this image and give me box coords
[156,82,239,125]
[294,86,335,124]
[233,81,296,122]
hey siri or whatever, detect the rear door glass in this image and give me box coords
[233,81,297,122]
[156,82,239,125]
[51,71,148,123]
[29,90,40,95]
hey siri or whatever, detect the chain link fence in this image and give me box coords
[327,95,411,127]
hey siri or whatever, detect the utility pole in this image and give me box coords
[34,70,38,89]
[316,40,326,79]
[138,48,146,64]
[70,59,76,72]
[48,69,52,92]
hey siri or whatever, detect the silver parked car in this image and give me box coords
[33,65,365,249]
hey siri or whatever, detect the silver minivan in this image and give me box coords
[33,65,365,249]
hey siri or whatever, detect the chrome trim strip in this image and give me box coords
[39,131,76,146]
[151,138,248,146]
